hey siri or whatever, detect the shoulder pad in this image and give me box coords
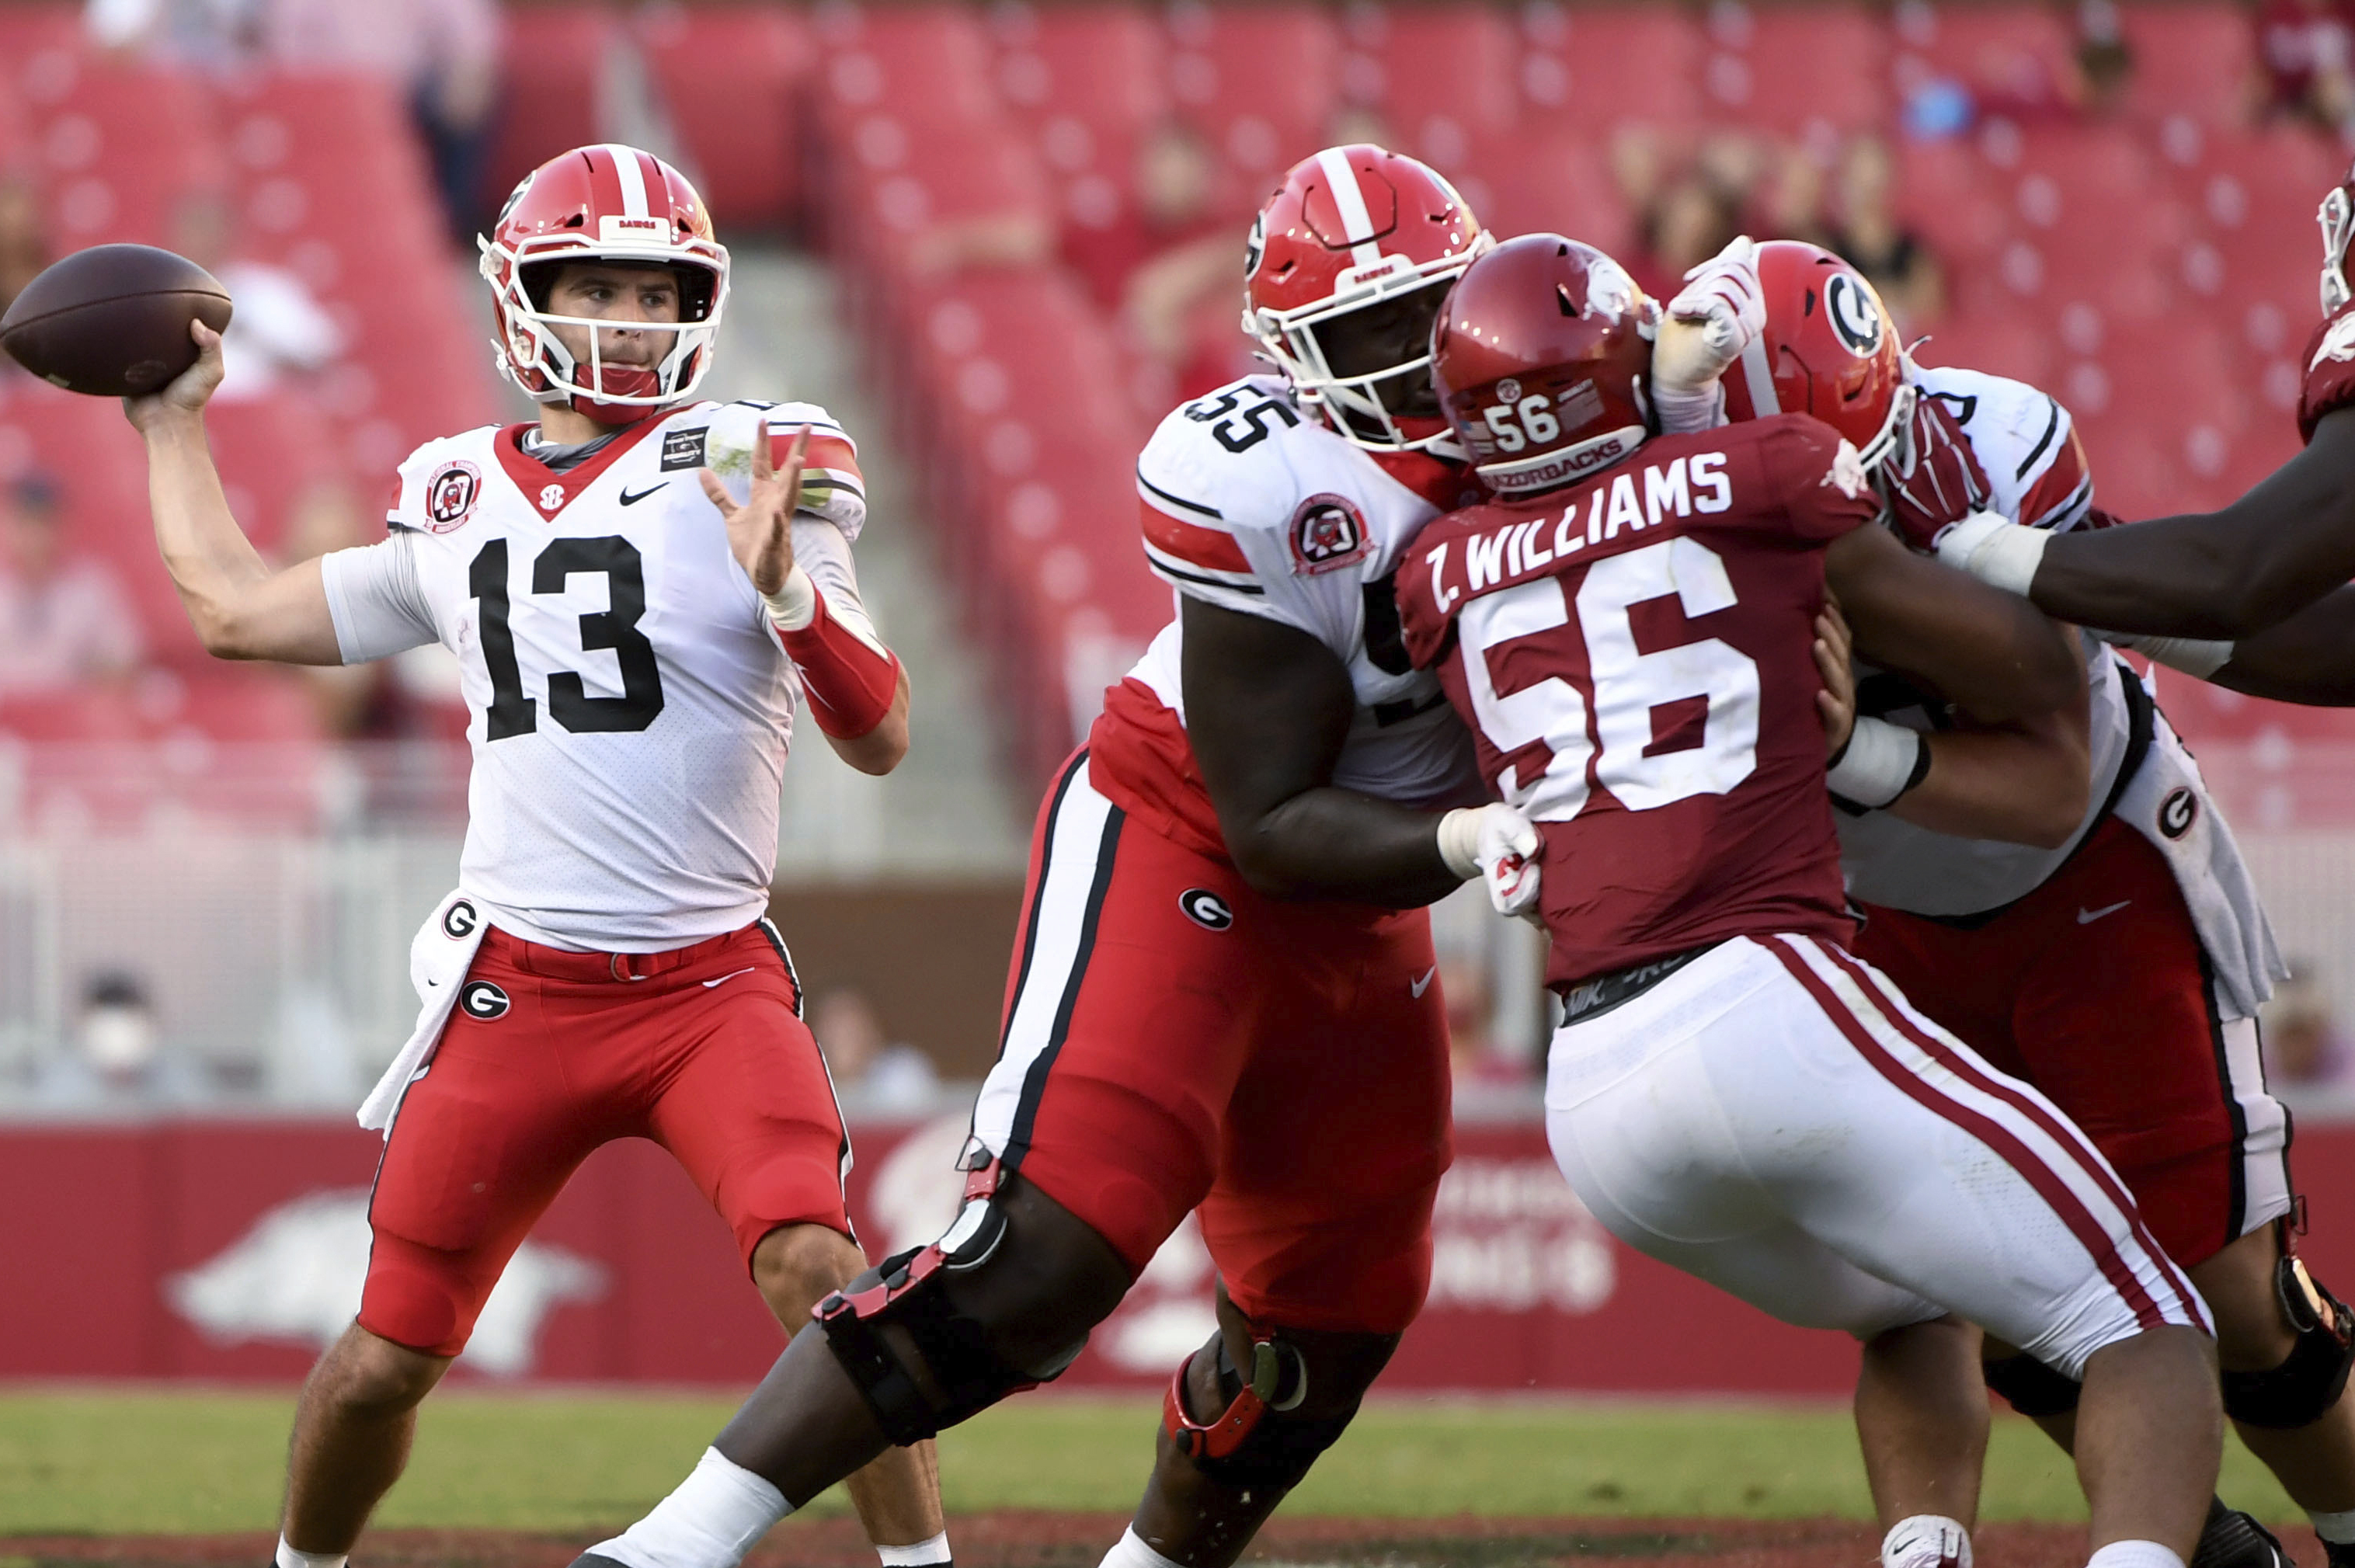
[1137,377,1324,537]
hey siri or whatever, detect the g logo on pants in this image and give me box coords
[459,981,510,1020]
[1179,889,1233,931]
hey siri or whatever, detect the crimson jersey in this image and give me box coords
[1397,416,1877,987]
[2298,301,2355,442]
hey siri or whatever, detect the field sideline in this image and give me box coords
[0,1389,2305,1536]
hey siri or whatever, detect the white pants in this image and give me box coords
[1546,933,2211,1377]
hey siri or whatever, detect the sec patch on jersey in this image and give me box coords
[1289,493,1371,575]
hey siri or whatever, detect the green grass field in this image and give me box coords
[0,1390,2305,1536]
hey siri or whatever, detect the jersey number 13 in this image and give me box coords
[1453,536,1760,820]
[469,537,666,740]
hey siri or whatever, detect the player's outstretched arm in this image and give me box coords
[1181,597,1467,907]
[122,320,342,664]
[1828,520,2081,724]
[1938,409,2355,638]
[2169,586,2355,705]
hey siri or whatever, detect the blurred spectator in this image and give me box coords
[0,474,143,697]
[1615,127,1742,301]
[172,189,343,402]
[812,989,941,1117]
[85,0,501,244]
[2073,1,2135,114]
[30,970,206,1109]
[2254,0,2355,133]
[0,178,49,318]
[2265,970,2355,1095]
[1823,134,1943,333]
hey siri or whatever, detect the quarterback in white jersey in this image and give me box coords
[576,148,1545,1568]
[123,145,950,1568]
[1726,242,2326,1568]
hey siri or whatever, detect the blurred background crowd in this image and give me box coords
[2,0,2354,1119]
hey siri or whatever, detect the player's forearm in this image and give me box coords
[1225,789,1464,908]
[819,667,910,774]
[140,413,277,654]
[1884,729,2089,850]
[2209,589,2355,705]
[2032,409,2355,637]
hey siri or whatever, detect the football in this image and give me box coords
[0,243,233,397]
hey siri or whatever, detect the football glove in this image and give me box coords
[1653,235,1764,433]
[1436,802,1544,919]
[1883,395,1991,553]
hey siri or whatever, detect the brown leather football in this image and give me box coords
[0,244,234,397]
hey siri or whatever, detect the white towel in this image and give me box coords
[2116,712,2287,1022]
[358,889,492,1133]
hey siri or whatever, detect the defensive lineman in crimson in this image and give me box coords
[123,144,954,1568]
[1397,234,2226,1568]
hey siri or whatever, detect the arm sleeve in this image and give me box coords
[318,532,439,665]
[791,518,885,655]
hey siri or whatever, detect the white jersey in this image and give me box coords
[1838,367,2135,916]
[1108,376,1482,815]
[318,399,875,951]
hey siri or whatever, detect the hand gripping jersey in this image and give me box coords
[1396,415,1878,987]
[1840,367,2283,1017]
[318,400,874,952]
[1089,375,1485,853]
[1837,365,2141,916]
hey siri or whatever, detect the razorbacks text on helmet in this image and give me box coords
[320,398,877,951]
[1089,375,1485,857]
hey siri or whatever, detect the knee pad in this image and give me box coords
[814,1153,1081,1446]
[2222,1255,2355,1429]
[1983,1353,2083,1417]
[1162,1333,1355,1490]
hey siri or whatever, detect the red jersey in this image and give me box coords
[1395,415,1878,988]
[2298,298,2355,443]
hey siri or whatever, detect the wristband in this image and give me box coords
[1825,717,1929,810]
[760,563,819,631]
[2101,631,2235,680]
[1435,807,1482,881]
[1935,511,2049,596]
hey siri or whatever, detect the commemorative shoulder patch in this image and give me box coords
[1289,492,1371,575]
[423,461,481,533]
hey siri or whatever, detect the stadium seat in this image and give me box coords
[1477,128,1632,259]
[1896,4,2077,111]
[1518,5,1703,132]
[1704,5,1889,137]
[1161,4,1339,184]
[1338,3,1520,155]
[2123,6,2256,129]
[812,5,999,131]
[635,3,810,234]
[481,4,614,209]
[23,60,220,249]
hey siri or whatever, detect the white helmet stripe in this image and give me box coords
[1316,147,1384,268]
[1737,333,1780,416]
[600,143,651,218]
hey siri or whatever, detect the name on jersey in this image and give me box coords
[1424,452,1733,613]
[424,461,482,533]
[661,427,708,471]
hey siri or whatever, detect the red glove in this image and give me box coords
[1882,395,1991,553]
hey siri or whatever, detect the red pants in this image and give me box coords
[360,920,851,1357]
[969,749,1454,1337]
[1857,815,2291,1270]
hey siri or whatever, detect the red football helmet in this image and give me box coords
[1431,234,1656,498]
[479,144,730,424]
[1720,239,1912,471]
[1244,144,1491,453]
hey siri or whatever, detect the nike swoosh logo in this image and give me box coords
[2077,900,2132,924]
[701,966,757,989]
[1411,966,1437,998]
[619,483,668,506]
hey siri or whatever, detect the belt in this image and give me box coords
[1554,943,1713,1025]
[482,923,745,983]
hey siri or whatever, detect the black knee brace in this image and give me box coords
[1162,1333,1355,1490]
[2223,1253,2355,1429]
[814,1153,1080,1446]
[1983,1353,2083,1417]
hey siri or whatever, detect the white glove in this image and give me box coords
[1932,509,2050,596]
[1654,235,1764,397]
[1436,803,1544,918]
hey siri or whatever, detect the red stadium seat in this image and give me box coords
[812,5,999,130]
[635,3,811,233]
[1518,5,1703,132]
[1161,5,1339,185]
[23,59,220,249]
[1476,128,1631,258]
[481,5,614,209]
[2124,7,2256,129]
[1704,5,1889,137]
[1895,5,2076,111]
[1338,3,1520,154]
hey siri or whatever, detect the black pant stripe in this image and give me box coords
[1002,800,1125,1172]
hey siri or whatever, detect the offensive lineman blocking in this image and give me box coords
[124,145,949,1568]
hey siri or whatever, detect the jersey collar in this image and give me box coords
[493,413,670,520]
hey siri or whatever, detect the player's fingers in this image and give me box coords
[190,319,223,350]
[750,420,773,483]
[697,468,733,513]
[777,424,812,495]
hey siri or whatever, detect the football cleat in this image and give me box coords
[2190,1498,2297,1568]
